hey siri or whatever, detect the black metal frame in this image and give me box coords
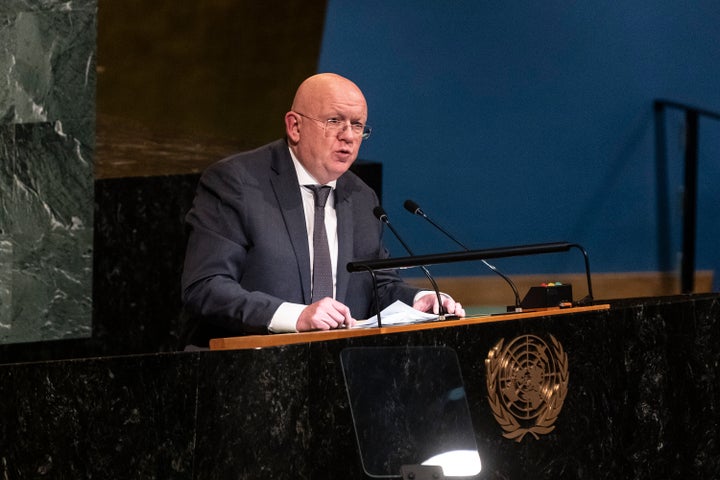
[654,99,720,293]
[348,241,594,319]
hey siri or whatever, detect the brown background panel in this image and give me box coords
[95,0,328,178]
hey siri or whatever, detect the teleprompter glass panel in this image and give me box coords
[340,346,481,478]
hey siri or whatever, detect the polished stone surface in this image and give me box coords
[0,122,93,344]
[0,172,198,362]
[0,294,718,479]
[0,0,96,344]
[0,353,197,478]
[92,174,199,352]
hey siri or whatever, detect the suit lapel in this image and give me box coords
[269,142,312,304]
[334,176,353,304]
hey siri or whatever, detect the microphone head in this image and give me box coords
[373,206,388,222]
[403,199,423,216]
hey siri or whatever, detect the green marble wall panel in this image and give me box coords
[0,1,95,344]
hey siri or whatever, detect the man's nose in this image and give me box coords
[337,121,356,140]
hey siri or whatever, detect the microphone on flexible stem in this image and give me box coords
[373,206,453,319]
[403,199,523,312]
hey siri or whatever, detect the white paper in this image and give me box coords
[352,300,439,329]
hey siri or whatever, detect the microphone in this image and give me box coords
[373,206,453,319]
[403,199,523,311]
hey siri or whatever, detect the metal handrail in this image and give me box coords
[654,99,720,293]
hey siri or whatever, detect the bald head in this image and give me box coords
[284,73,369,184]
[291,73,367,117]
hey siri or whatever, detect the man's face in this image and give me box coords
[287,80,367,184]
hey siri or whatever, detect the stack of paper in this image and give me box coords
[352,300,439,329]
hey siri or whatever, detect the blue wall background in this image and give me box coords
[318,1,720,287]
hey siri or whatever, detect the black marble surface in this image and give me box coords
[0,353,198,478]
[0,294,718,479]
[91,174,200,352]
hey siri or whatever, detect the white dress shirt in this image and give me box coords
[268,149,338,333]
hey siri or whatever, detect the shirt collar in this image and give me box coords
[289,147,337,189]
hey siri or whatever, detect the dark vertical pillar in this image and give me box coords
[681,110,699,294]
[653,102,671,273]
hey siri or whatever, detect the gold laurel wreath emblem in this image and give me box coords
[485,334,569,442]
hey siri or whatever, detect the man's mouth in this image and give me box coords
[335,148,353,159]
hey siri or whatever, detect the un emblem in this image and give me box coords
[485,334,569,442]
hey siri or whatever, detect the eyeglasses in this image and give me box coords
[294,111,372,140]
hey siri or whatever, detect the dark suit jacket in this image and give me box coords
[181,139,419,345]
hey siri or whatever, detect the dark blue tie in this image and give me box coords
[306,185,333,302]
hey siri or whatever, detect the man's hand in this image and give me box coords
[296,298,356,331]
[413,293,465,317]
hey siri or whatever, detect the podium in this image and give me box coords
[207,304,609,478]
[209,305,609,350]
[2,295,720,479]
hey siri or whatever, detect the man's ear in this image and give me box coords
[285,112,301,143]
